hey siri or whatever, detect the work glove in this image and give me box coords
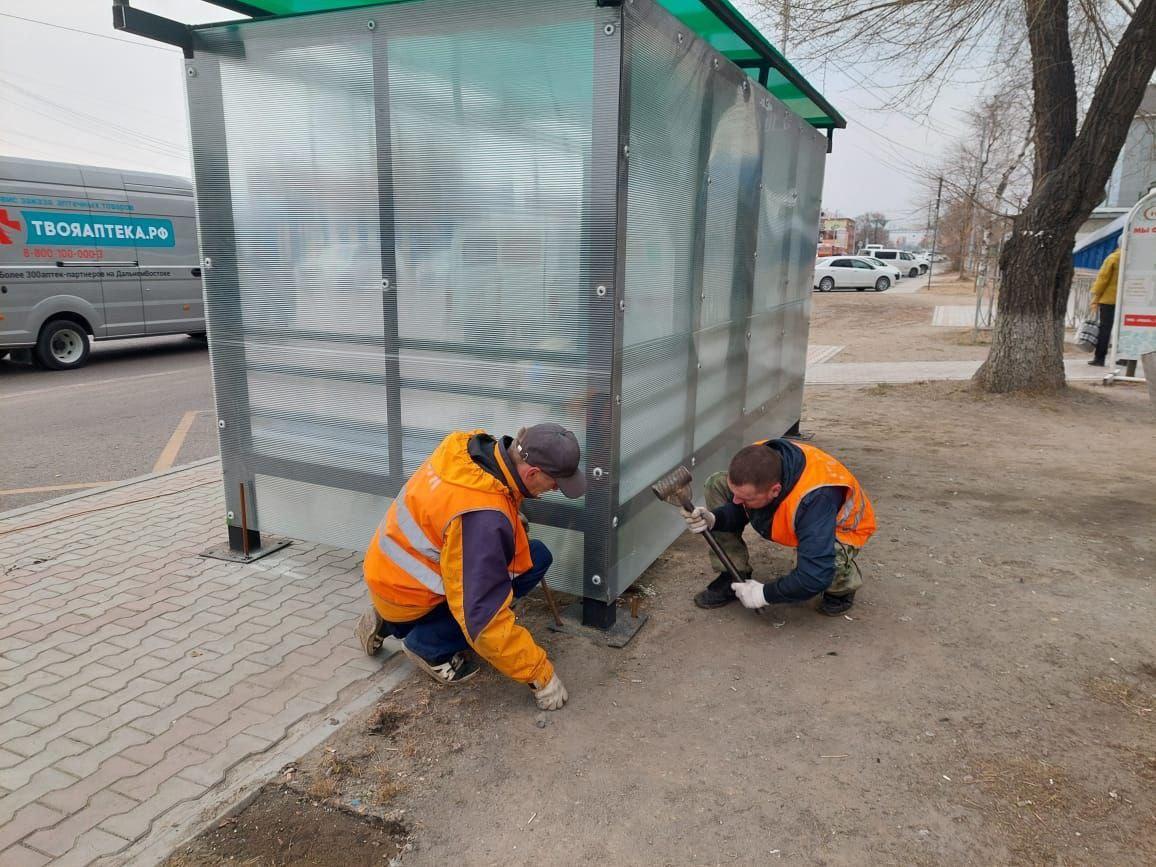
[731,578,769,610]
[531,673,568,711]
[679,505,716,534]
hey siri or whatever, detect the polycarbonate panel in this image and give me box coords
[386,12,595,487]
[188,0,613,600]
[618,14,707,504]
[211,33,387,483]
[612,0,822,600]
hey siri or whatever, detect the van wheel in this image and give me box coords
[35,320,91,370]
[874,276,890,291]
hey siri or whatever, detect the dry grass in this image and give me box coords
[370,763,405,806]
[307,776,339,800]
[1086,676,1156,718]
[967,756,1122,864]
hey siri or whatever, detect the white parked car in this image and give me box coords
[859,256,903,281]
[813,256,894,292]
[863,248,924,277]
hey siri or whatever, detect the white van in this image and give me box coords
[862,247,925,277]
[0,157,204,370]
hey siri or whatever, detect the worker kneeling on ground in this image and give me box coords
[683,438,875,616]
[356,423,585,711]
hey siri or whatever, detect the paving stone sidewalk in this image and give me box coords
[0,460,402,866]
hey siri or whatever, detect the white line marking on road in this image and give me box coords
[153,410,201,473]
[0,368,200,402]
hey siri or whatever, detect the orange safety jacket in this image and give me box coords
[363,430,552,685]
[756,440,876,549]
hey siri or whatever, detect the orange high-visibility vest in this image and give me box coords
[364,431,533,619]
[757,440,876,548]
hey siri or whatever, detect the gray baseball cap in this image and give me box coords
[516,423,586,498]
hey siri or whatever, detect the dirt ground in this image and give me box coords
[810,273,1083,365]
[167,292,1155,866]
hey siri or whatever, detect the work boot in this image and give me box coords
[694,570,749,609]
[355,607,387,656]
[817,591,856,616]
[1088,358,1106,367]
[403,647,480,686]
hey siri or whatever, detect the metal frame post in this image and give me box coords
[581,5,630,630]
[185,55,263,554]
[372,34,405,482]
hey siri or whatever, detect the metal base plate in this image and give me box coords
[548,601,649,648]
[200,537,292,563]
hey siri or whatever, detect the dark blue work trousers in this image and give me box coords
[384,540,552,664]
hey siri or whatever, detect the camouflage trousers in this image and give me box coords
[703,471,863,597]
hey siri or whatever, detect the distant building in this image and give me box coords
[818,215,855,256]
[1106,83,1156,211]
[1075,83,1156,253]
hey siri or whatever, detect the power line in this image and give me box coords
[0,12,178,53]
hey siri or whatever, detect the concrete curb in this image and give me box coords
[0,456,221,523]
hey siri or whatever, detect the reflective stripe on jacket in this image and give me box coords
[757,440,876,549]
[363,430,550,684]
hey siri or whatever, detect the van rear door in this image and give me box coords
[124,174,202,335]
[79,166,144,337]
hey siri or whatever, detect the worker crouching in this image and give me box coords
[355,423,585,711]
[683,438,876,616]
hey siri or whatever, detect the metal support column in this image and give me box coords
[372,35,405,482]
[185,56,264,555]
[580,6,630,629]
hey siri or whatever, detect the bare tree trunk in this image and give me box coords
[975,0,1156,392]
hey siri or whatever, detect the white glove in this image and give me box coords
[732,578,769,610]
[532,673,568,711]
[679,505,716,534]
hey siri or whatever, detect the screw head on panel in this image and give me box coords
[203,257,212,269]
[604,23,616,35]
[367,19,376,30]
[591,574,603,586]
[382,277,391,290]
[691,456,697,466]
[186,66,197,78]
[217,419,226,429]
[677,32,684,45]
[618,299,625,311]
[595,284,607,297]
[612,516,619,528]
[614,394,621,405]
[227,511,235,520]
[592,467,605,479]
[623,143,630,158]
[713,58,720,69]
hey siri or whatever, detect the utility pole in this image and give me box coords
[927,176,943,293]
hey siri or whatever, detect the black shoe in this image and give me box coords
[694,571,749,609]
[818,591,855,616]
[403,648,480,685]
[1088,359,1106,367]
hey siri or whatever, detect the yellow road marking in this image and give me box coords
[0,482,115,496]
[153,410,200,473]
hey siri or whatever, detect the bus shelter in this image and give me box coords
[116,0,843,629]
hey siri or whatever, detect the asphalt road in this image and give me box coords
[0,335,218,511]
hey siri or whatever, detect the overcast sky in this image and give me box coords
[0,0,970,229]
